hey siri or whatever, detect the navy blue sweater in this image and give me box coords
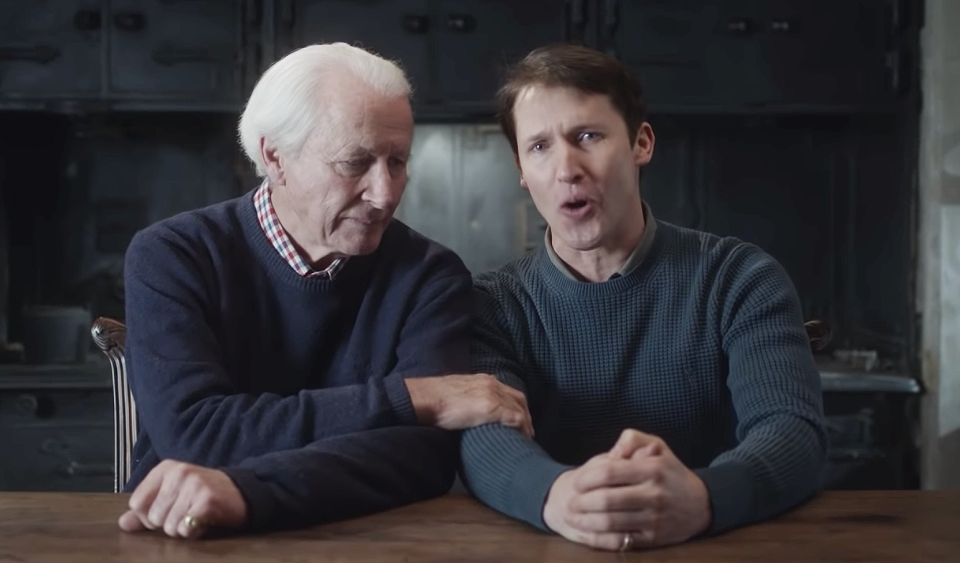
[460,220,827,535]
[123,190,471,530]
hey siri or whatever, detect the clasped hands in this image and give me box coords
[543,429,713,551]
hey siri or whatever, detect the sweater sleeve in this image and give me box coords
[458,280,573,531]
[221,425,458,531]
[124,228,472,468]
[693,244,828,535]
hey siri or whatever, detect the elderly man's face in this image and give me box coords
[273,78,414,258]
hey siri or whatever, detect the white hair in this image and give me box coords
[238,43,412,176]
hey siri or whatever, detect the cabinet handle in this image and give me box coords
[886,49,910,95]
[279,0,295,30]
[603,0,619,31]
[602,0,619,58]
[726,18,755,36]
[40,439,112,477]
[15,393,39,415]
[0,45,61,64]
[113,12,146,32]
[401,14,429,34]
[770,19,798,33]
[73,10,102,31]
[885,0,910,41]
[446,14,476,33]
[59,461,114,478]
[563,0,586,42]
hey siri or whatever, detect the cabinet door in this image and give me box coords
[0,390,113,492]
[435,0,568,112]
[754,0,899,107]
[290,0,432,103]
[106,0,241,103]
[0,0,102,98]
[607,0,766,111]
[700,125,837,308]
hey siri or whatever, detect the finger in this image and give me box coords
[118,510,147,533]
[565,528,629,552]
[507,395,535,438]
[514,405,535,439]
[147,470,184,529]
[164,482,198,538]
[178,489,215,540]
[574,457,664,493]
[498,387,534,434]
[611,440,658,460]
[609,429,662,459]
[128,463,172,530]
[491,390,531,432]
[518,410,534,438]
[569,482,663,513]
[565,508,656,533]
[514,395,535,438]
[624,441,659,461]
[499,404,533,438]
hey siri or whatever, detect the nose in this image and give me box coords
[362,160,404,211]
[555,142,585,185]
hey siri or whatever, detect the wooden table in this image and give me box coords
[0,491,956,562]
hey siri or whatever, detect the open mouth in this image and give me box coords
[563,199,589,211]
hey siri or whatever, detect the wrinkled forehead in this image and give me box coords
[317,88,413,156]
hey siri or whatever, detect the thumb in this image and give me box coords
[118,510,147,533]
[610,428,660,459]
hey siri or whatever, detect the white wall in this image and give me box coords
[919,0,960,489]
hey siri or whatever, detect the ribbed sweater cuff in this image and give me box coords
[694,461,756,535]
[222,467,283,532]
[383,373,417,425]
[510,453,574,531]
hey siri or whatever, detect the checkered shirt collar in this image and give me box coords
[254,181,347,280]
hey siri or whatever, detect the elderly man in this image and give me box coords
[119,43,531,539]
[459,44,828,552]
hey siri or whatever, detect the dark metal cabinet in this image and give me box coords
[0,0,103,98]
[0,0,245,107]
[699,121,838,312]
[106,0,243,103]
[600,0,744,109]
[602,0,914,112]
[287,0,432,101]
[750,0,905,108]
[821,389,920,490]
[283,0,569,115]
[0,388,112,492]
[434,0,567,112]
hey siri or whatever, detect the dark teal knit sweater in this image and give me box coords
[459,219,827,535]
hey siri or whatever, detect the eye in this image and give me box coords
[579,131,600,142]
[529,142,546,153]
[335,157,373,177]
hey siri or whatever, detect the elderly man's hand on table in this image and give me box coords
[542,429,712,551]
[119,460,247,539]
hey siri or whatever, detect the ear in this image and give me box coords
[514,153,529,191]
[632,122,655,168]
[259,137,286,186]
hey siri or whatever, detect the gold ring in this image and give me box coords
[183,514,201,529]
[619,532,635,553]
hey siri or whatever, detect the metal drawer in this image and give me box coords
[0,389,113,491]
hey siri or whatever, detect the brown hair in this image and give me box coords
[496,44,648,155]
